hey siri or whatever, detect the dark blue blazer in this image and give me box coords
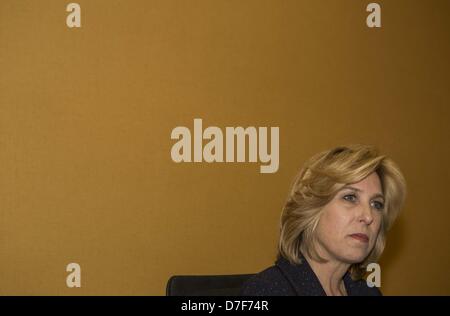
[240,255,382,296]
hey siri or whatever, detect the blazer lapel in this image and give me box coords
[275,255,361,296]
[343,272,362,296]
[275,256,327,296]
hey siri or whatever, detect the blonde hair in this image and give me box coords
[278,144,407,279]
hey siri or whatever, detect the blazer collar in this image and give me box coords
[275,254,357,296]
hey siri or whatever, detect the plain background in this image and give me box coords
[0,0,449,295]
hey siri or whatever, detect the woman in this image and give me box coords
[240,144,406,296]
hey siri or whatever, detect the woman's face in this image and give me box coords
[314,172,384,264]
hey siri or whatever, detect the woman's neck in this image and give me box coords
[303,253,350,296]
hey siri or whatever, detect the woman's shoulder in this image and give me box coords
[240,256,383,296]
[345,276,383,296]
[239,265,295,296]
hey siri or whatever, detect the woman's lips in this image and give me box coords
[350,233,369,243]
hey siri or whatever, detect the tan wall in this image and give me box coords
[0,0,449,295]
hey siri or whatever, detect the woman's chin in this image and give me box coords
[340,251,369,264]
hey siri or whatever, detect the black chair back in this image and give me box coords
[166,274,255,296]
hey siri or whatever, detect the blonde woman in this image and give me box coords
[241,144,406,296]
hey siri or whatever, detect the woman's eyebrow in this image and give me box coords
[341,186,384,200]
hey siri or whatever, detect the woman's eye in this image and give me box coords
[343,194,357,202]
[371,201,384,210]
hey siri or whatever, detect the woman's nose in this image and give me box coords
[359,204,374,225]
